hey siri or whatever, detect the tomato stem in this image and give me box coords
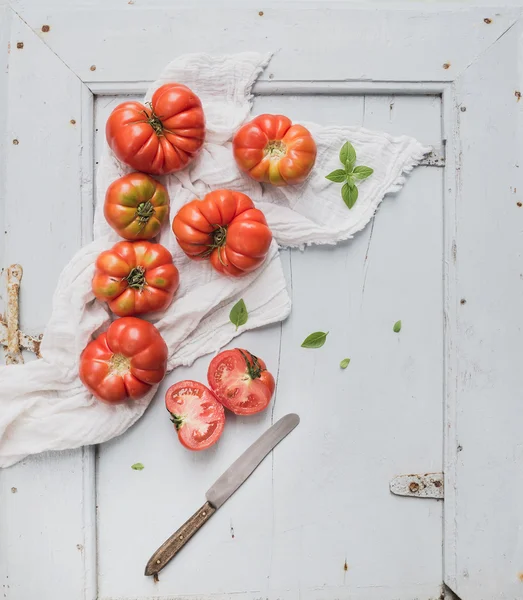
[264,140,286,158]
[108,353,131,375]
[239,349,264,380]
[169,412,184,430]
[135,200,155,225]
[126,266,147,290]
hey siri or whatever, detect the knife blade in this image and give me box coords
[144,413,300,577]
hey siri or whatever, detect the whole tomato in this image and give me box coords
[79,317,168,404]
[92,241,179,317]
[233,114,317,186]
[172,189,272,277]
[104,173,169,240]
[165,380,225,451]
[207,349,275,415]
[106,83,205,175]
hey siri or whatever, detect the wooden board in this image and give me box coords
[1,5,522,600]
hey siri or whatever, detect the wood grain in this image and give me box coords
[145,501,216,576]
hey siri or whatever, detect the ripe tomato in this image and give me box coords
[172,189,272,277]
[207,349,275,415]
[92,241,179,317]
[104,173,169,240]
[79,317,168,404]
[165,381,225,451]
[106,83,205,175]
[233,114,317,186]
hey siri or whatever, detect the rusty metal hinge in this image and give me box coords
[0,264,42,364]
[389,472,444,499]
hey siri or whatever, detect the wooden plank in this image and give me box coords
[14,6,520,84]
[94,92,443,600]
[0,10,94,600]
[444,21,523,600]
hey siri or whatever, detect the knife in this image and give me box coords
[144,413,300,577]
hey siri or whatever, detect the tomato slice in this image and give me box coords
[207,349,275,416]
[165,381,225,451]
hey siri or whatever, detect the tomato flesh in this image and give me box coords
[207,349,275,416]
[165,381,225,451]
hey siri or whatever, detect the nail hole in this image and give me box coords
[518,202,522,207]
[484,18,492,24]
[156,559,160,564]
[16,42,23,49]
[443,63,451,70]
[516,91,522,102]
[460,299,466,305]
[90,65,96,71]
[70,119,76,125]
[12,139,19,145]
[11,487,17,493]
[258,11,264,16]
[41,25,50,32]
[460,106,466,112]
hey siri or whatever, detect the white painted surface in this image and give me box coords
[1,5,522,600]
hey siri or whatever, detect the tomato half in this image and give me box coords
[104,173,169,240]
[207,349,275,415]
[233,114,317,186]
[79,317,168,404]
[106,83,205,175]
[172,189,272,277]
[92,241,180,317]
[165,381,225,451]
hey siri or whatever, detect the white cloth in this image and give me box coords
[0,53,429,467]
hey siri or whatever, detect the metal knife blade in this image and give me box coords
[144,413,299,577]
[206,413,300,508]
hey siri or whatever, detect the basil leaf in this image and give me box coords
[393,320,402,333]
[341,183,359,209]
[325,169,347,183]
[353,166,374,180]
[131,463,144,470]
[339,141,357,168]
[301,331,328,349]
[230,299,248,330]
[340,358,351,369]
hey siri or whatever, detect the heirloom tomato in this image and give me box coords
[233,114,316,186]
[207,349,275,415]
[165,381,225,451]
[92,241,179,317]
[172,189,272,277]
[79,317,168,404]
[104,173,169,240]
[106,83,205,175]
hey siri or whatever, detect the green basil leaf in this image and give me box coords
[325,169,347,183]
[341,183,359,209]
[339,141,357,168]
[230,299,248,331]
[393,320,402,333]
[131,463,144,470]
[301,331,329,349]
[340,358,351,369]
[353,166,374,180]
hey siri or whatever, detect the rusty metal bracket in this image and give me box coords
[389,472,444,499]
[0,264,42,364]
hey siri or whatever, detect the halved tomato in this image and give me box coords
[207,349,275,416]
[165,380,225,451]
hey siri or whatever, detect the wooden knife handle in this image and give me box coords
[144,501,216,576]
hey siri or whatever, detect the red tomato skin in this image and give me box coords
[165,380,225,451]
[106,83,205,175]
[207,348,275,416]
[172,189,272,277]
[79,317,168,404]
[104,173,170,240]
[233,114,317,186]
[92,240,179,317]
